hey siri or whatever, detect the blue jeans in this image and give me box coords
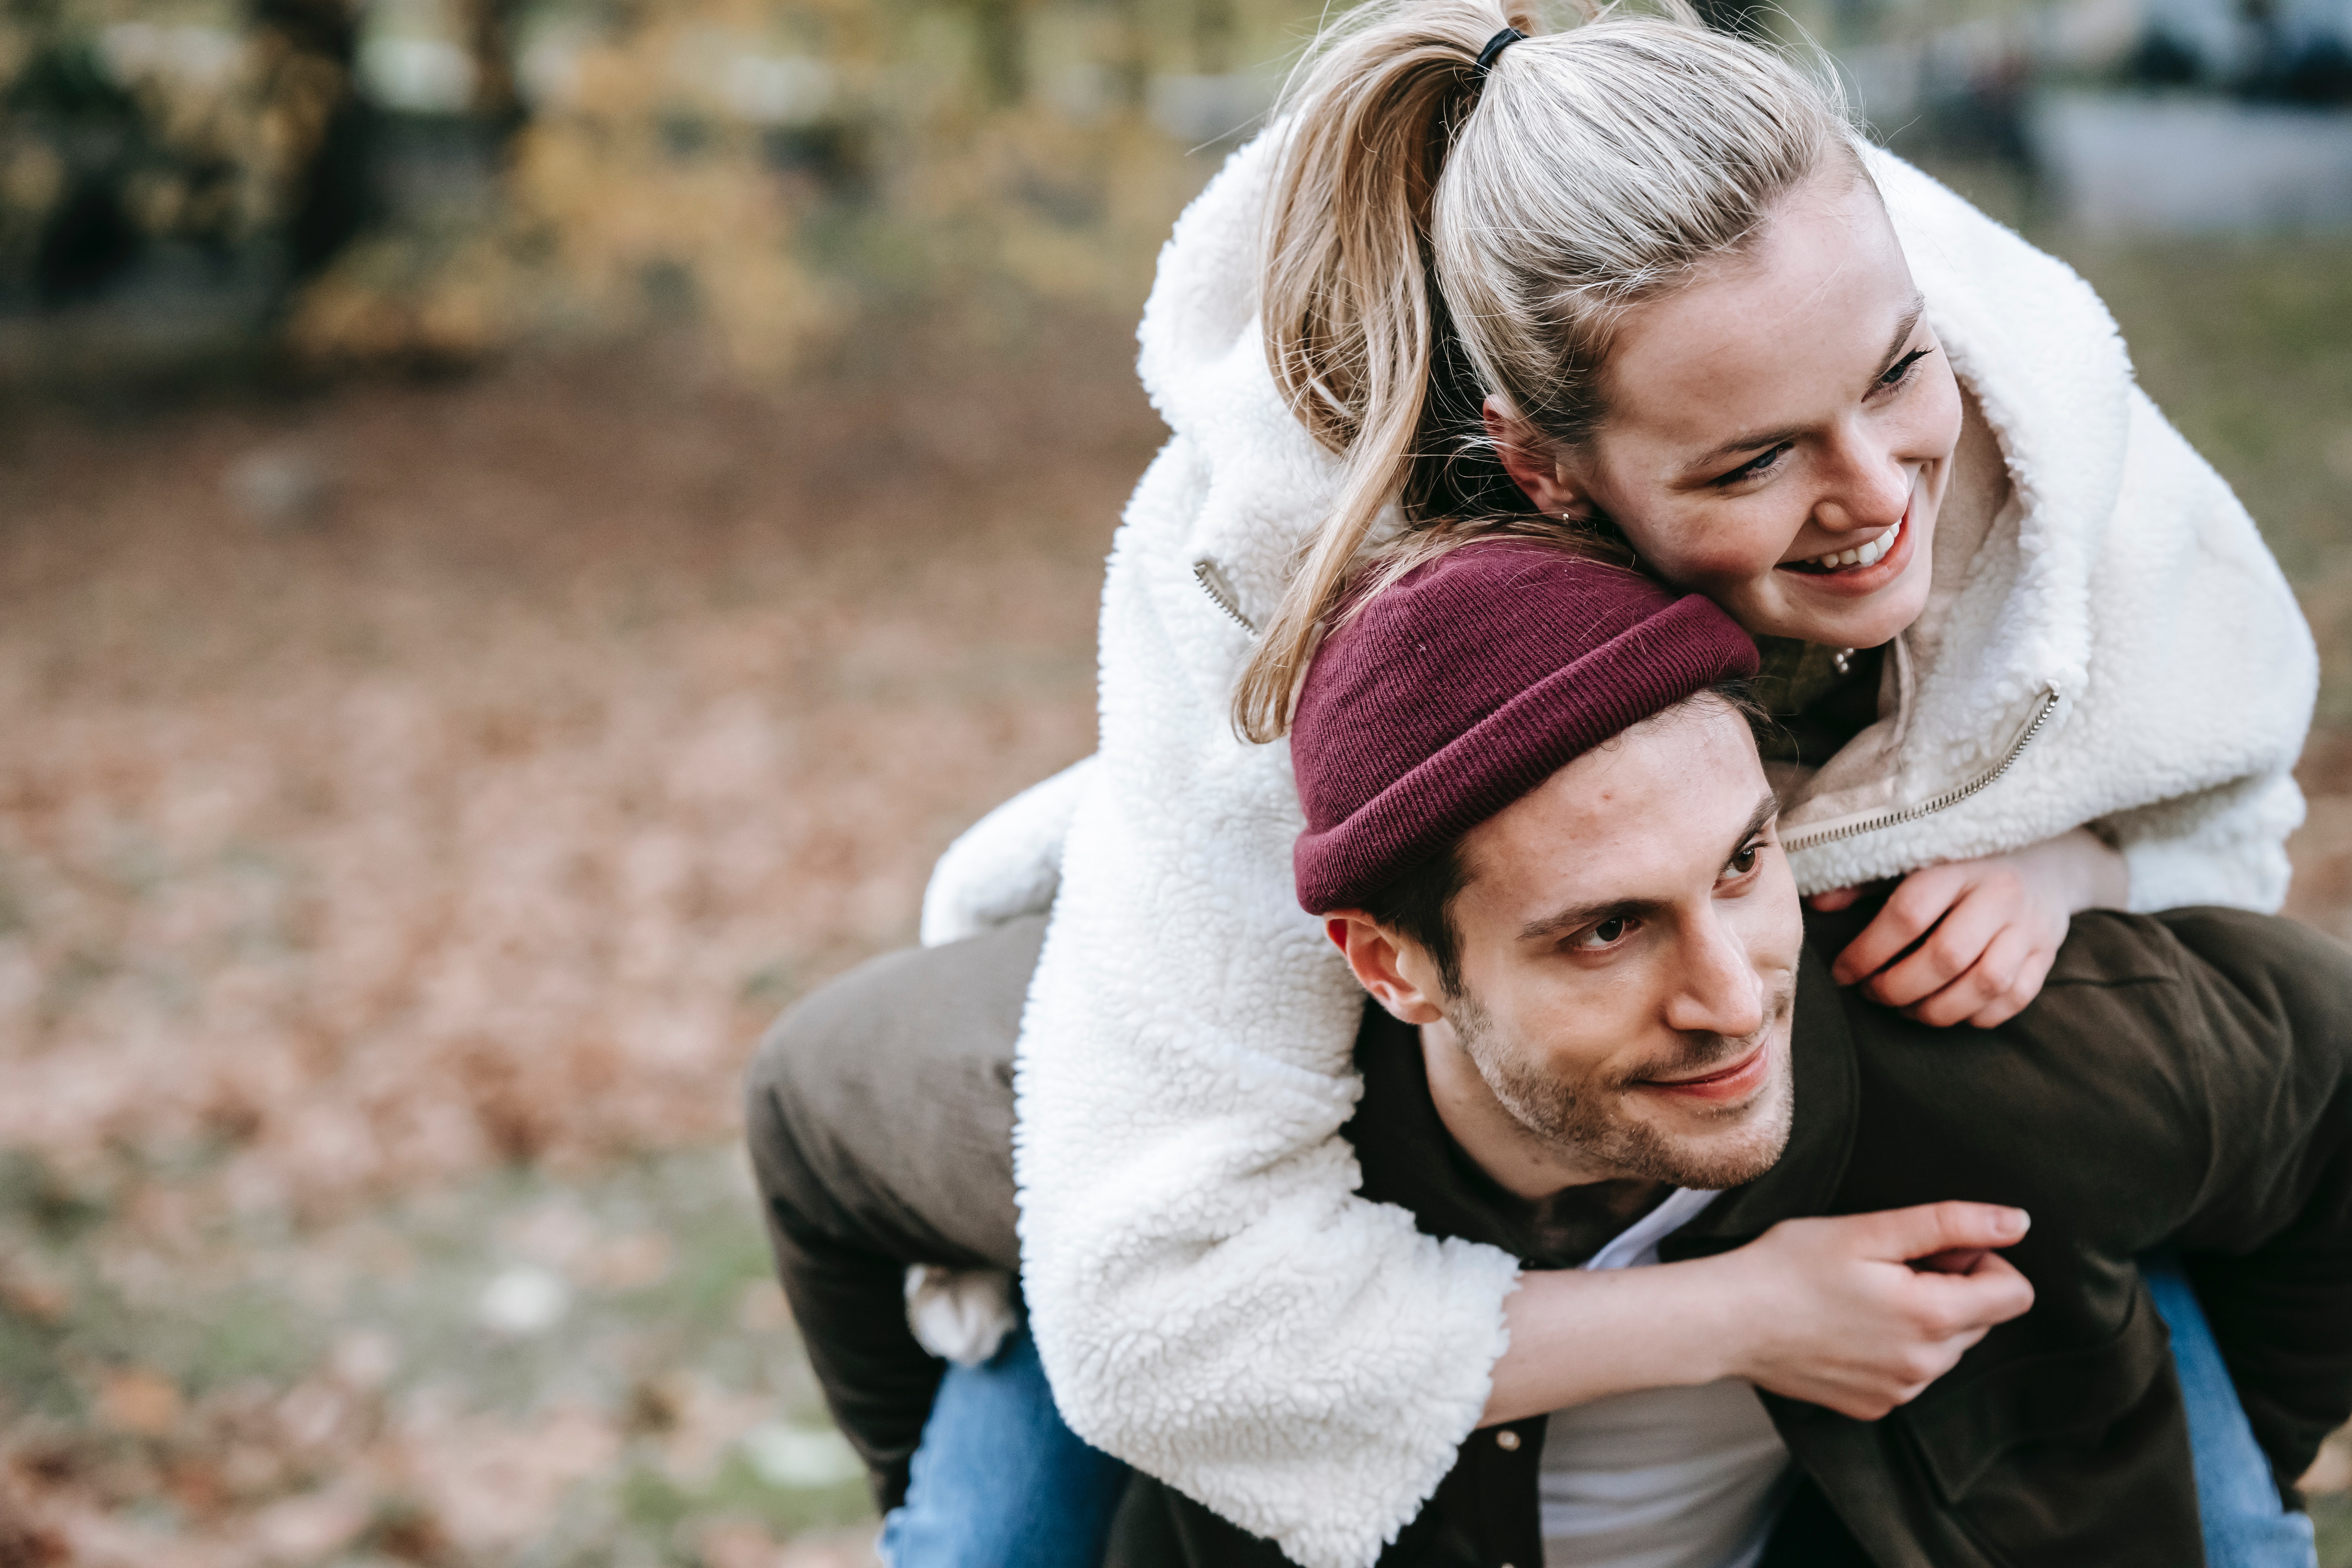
[883,1278,2315,1568]
[878,1327,1128,1568]
[2147,1254,2319,1568]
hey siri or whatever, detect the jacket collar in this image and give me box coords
[1863,148,2132,708]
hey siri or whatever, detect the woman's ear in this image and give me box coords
[1483,396,1590,519]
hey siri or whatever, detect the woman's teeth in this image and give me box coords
[1800,514,1902,572]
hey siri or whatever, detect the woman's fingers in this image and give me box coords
[1839,1200,2031,1263]
[1833,851,2087,1027]
[1807,885,1863,912]
[1902,918,2033,1025]
[1913,1248,2035,1332]
[1733,1205,2038,1418]
[1829,866,1968,985]
[1960,936,2058,1029]
[1865,880,2012,1009]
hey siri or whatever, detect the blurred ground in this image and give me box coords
[0,318,1145,1565]
[1,221,2349,1564]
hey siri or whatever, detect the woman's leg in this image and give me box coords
[747,914,1134,1560]
[2144,1253,2320,1568]
[745,917,1039,1504]
[878,1325,1130,1568]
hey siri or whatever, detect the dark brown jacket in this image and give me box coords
[746,905,2352,1568]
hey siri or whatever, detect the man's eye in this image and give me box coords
[1575,917,1632,950]
[1711,443,1790,488]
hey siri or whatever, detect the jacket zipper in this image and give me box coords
[1193,558,1258,634]
[1780,683,2063,853]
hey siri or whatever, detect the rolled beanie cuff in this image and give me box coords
[1293,595,1757,913]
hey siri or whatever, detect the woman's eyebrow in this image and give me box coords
[1875,295,1928,376]
[1690,422,1803,468]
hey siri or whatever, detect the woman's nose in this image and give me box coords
[1810,430,1913,536]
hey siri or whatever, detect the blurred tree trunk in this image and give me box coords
[1194,0,1235,74]
[248,0,372,281]
[459,0,528,147]
[971,0,1029,105]
[1108,0,1151,107]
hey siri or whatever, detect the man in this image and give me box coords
[748,543,2352,1566]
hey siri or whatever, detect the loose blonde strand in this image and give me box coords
[1238,0,1534,741]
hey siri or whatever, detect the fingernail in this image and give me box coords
[1996,1209,2029,1239]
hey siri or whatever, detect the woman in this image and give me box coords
[902,4,2318,1564]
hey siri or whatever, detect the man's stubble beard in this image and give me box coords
[1448,980,1796,1192]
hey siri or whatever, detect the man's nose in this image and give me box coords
[1809,426,1912,536]
[1664,913,1767,1039]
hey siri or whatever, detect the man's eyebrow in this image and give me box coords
[1682,294,1931,473]
[1516,793,1782,944]
[1517,895,1669,945]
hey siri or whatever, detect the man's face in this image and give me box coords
[1398,699,1803,1191]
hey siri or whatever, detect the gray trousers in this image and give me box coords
[742,916,1040,1510]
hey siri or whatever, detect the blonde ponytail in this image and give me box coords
[1236,0,1851,741]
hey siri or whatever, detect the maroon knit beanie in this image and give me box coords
[1291,541,1758,914]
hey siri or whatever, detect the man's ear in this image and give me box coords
[1325,913,1446,1026]
[1483,395,1591,519]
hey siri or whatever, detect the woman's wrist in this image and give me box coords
[2018,826,2130,915]
[1689,1247,1773,1388]
[1482,1258,1746,1425]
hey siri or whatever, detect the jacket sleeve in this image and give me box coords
[2156,909,2352,1490]
[2088,389,2314,915]
[2106,769,2305,916]
[1012,436,1521,1568]
[920,756,1096,947]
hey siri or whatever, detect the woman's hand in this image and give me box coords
[1810,828,2129,1027]
[1715,1203,2036,1419]
[1480,1203,2034,1426]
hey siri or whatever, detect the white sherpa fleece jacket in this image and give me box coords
[916,137,2317,1568]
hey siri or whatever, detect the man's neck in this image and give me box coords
[1417,1018,1671,1253]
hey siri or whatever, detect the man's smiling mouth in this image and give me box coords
[1634,1038,1771,1101]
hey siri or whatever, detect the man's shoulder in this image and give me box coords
[1819,908,2197,1106]
[1814,906,2343,1221]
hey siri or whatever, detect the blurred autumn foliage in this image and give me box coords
[0,0,1311,379]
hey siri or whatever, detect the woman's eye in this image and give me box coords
[1574,916,1632,951]
[1875,348,1931,392]
[1724,841,1762,877]
[1711,443,1790,488]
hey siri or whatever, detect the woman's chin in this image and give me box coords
[1750,576,1926,650]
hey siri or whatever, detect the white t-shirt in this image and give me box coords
[1538,1189,1797,1568]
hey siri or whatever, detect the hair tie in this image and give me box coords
[1474,25,1526,78]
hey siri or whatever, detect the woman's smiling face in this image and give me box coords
[1495,166,1964,650]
